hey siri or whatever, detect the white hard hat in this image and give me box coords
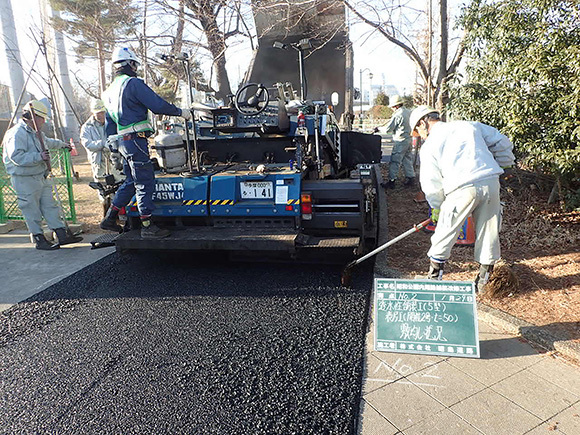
[410,105,439,131]
[111,46,140,64]
[90,98,106,114]
[389,95,403,107]
[23,100,50,120]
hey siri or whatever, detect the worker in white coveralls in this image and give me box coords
[100,46,192,239]
[376,95,415,189]
[2,100,83,250]
[80,98,124,214]
[409,105,515,293]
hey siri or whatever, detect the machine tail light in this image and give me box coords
[301,193,312,220]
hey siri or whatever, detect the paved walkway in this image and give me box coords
[358,301,580,434]
[0,228,114,312]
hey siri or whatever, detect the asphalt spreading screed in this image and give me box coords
[0,252,374,434]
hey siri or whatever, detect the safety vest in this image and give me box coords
[103,75,154,135]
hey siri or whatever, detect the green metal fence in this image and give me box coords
[0,145,77,223]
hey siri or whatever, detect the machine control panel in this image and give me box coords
[212,104,286,133]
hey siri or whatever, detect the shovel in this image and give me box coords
[341,218,432,287]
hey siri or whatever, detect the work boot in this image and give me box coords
[475,264,494,294]
[404,177,415,187]
[100,206,122,232]
[33,234,60,251]
[54,227,83,246]
[380,179,396,189]
[427,259,445,280]
[140,219,170,239]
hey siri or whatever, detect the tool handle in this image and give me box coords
[352,218,432,267]
[30,107,51,172]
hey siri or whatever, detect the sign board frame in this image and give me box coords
[374,278,480,358]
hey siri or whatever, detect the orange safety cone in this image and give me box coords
[69,138,78,156]
[456,216,475,245]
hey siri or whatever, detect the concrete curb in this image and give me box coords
[0,221,15,234]
[477,302,580,364]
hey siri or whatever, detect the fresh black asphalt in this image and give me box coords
[0,251,374,434]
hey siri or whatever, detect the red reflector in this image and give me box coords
[301,203,312,214]
[285,205,293,211]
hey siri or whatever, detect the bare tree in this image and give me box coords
[342,0,465,109]
[251,0,465,109]
[153,0,254,100]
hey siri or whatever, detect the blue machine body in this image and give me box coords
[126,170,301,219]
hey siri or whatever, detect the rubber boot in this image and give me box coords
[381,179,396,189]
[100,206,122,232]
[33,234,60,251]
[54,227,83,246]
[475,264,494,294]
[140,218,170,239]
[427,259,445,280]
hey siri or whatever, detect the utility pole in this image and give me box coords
[0,0,26,116]
[39,0,79,141]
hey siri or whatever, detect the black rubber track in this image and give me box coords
[0,251,374,434]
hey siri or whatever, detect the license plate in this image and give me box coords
[240,181,273,199]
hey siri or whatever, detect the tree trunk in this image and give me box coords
[199,5,231,100]
[96,38,106,93]
[436,0,448,113]
[141,0,149,85]
[172,0,185,57]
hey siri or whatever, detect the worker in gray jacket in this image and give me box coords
[2,100,83,250]
[410,105,515,293]
[80,98,124,213]
[376,95,415,188]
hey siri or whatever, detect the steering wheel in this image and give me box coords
[234,83,270,115]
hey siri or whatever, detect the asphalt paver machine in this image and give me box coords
[113,41,382,261]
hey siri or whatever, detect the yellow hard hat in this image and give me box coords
[23,100,50,120]
[91,98,106,114]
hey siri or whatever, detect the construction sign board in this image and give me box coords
[374,278,480,358]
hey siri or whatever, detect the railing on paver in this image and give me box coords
[0,145,77,223]
[352,119,391,134]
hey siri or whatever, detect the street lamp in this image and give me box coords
[359,68,373,128]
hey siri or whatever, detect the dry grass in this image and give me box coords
[70,153,106,234]
[480,260,520,300]
[382,165,580,343]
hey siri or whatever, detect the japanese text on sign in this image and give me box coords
[374,278,480,358]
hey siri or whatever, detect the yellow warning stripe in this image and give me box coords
[182,200,208,206]
[182,199,235,206]
[286,199,300,205]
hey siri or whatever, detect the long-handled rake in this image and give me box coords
[341,218,432,287]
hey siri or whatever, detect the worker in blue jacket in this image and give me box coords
[100,46,191,239]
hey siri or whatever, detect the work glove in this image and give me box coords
[40,150,50,161]
[110,152,124,171]
[181,108,192,121]
[107,135,121,153]
[430,208,440,223]
[500,166,514,186]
